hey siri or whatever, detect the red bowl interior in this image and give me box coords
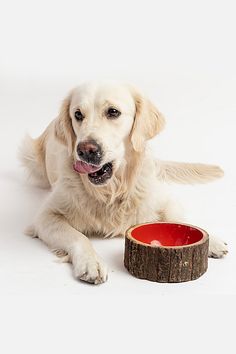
[131,223,204,247]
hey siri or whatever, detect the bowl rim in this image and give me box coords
[126,222,209,248]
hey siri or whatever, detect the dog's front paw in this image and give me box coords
[73,252,108,285]
[209,236,228,258]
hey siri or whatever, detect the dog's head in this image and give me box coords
[55,81,165,186]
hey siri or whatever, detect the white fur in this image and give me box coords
[19,81,228,284]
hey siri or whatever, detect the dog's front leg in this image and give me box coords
[32,208,108,284]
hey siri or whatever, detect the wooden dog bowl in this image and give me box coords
[124,222,209,283]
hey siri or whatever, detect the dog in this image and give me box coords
[19,81,228,284]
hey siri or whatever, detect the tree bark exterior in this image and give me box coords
[124,225,209,283]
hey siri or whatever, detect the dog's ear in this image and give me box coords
[131,91,165,152]
[54,93,75,155]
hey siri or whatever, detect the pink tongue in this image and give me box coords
[73,161,101,174]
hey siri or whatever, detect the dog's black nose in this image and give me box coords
[77,140,102,165]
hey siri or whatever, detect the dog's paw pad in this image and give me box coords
[52,249,68,257]
[52,249,70,263]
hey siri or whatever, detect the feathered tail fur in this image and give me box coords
[155,160,224,184]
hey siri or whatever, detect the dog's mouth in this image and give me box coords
[73,160,113,185]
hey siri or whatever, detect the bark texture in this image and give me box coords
[124,229,209,283]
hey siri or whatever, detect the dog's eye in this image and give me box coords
[74,110,84,121]
[107,108,121,119]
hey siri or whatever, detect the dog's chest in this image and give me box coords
[71,189,161,238]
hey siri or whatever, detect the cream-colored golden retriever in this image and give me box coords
[20,81,228,284]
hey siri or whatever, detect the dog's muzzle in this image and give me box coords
[73,159,113,185]
[74,140,113,185]
[77,140,102,166]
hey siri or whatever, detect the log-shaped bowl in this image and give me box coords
[124,222,209,283]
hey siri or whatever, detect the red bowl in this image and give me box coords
[130,222,206,247]
[125,222,209,283]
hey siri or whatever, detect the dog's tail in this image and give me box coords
[18,132,50,188]
[156,160,224,184]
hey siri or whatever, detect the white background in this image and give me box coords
[0,0,236,353]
